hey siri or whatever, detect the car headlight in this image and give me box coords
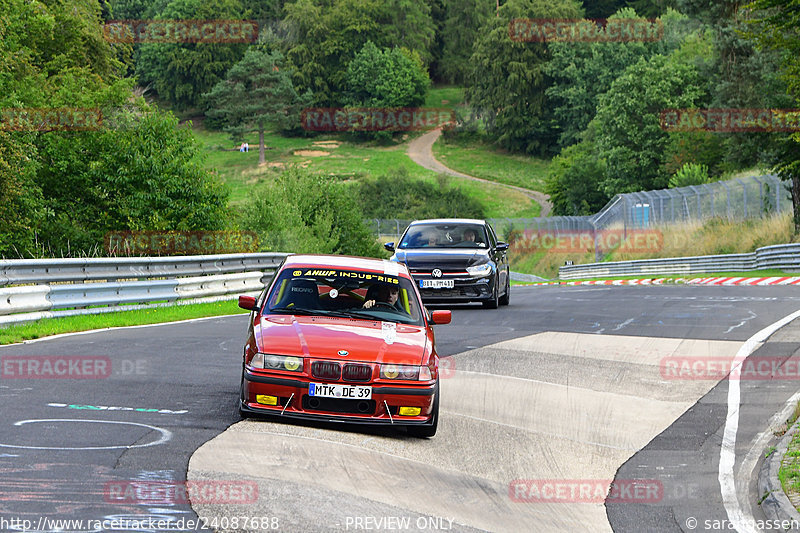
[380,364,432,381]
[466,263,492,276]
[251,353,304,372]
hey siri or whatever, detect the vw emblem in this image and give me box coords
[337,350,349,356]
[432,269,443,278]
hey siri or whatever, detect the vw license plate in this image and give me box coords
[421,279,454,289]
[309,383,372,399]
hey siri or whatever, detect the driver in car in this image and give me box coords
[362,284,400,309]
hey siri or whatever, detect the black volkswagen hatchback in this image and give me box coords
[385,219,510,308]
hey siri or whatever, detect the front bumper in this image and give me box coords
[415,275,495,303]
[241,369,436,426]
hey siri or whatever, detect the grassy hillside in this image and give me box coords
[433,135,550,192]
[509,213,797,279]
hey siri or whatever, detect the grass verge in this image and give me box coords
[0,300,246,345]
[432,134,550,192]
[778,403,800,509]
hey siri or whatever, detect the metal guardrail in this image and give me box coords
[0,253,287,286]
[0,253,289,326]
[558,243,800,279]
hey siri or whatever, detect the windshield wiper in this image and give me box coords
[269,306,319,315]
[270,307,367,319]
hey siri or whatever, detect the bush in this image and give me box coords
[357,167,484,220]
[243,169,383,257]
[669,162,710,188]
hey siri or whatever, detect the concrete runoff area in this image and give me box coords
[189,332,742,531]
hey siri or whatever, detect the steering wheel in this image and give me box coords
[372,302,396,310]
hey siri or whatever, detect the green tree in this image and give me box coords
[746,0,800,232]
[345,42,429,107]
[204,48,311,164]
[135,0,250,110]
[438,0,493,85]
[545,134,610,215]
[465,0,584,154]
[0,132,43,257]
[545,8,691,148]
[245,169,382,257]
[283,0,435,105]
[35,109,228,254]
[593,54,708,194]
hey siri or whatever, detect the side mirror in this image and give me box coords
[384,242,395,252]
[238,295,259,311]
[496,242,509,252]
[430,310,451,325]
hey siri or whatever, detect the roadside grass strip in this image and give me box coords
[779,420,800,511]
[0,299,246,345]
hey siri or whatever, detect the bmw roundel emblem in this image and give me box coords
[337,350,349,356]
[432,269,442,278]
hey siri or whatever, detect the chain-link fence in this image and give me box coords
[367,175,792,242]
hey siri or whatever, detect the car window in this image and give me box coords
[398,223,488,249]
[486,224,498,248]
[266,268,424,325]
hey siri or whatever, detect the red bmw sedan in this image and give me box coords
[237,254,451,437]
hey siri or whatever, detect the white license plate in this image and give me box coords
[308,383,372,399]
[420,279,454,289]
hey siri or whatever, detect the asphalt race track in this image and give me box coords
[2,284,800,532]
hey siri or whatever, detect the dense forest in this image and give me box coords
[1,0,798,258]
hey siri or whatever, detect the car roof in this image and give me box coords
[283,254,411,278]
[408,218,488,225]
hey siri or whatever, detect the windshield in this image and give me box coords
[398,223,488,249]
[265,268,424,326]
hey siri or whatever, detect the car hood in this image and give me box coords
[392,248,490,270]
[256,315,428,365]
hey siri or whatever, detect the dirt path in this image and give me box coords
[406,128,552,217]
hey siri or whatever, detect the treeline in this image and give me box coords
[110,0,798,218]
[2,0,799,257]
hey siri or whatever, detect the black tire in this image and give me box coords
[482,278,499,309]
[499,275,510,306]
[238,368,250,419]
[407,381,439,438]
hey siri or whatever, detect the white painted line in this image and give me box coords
[719,308,800,533]
[0,419,172,450]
